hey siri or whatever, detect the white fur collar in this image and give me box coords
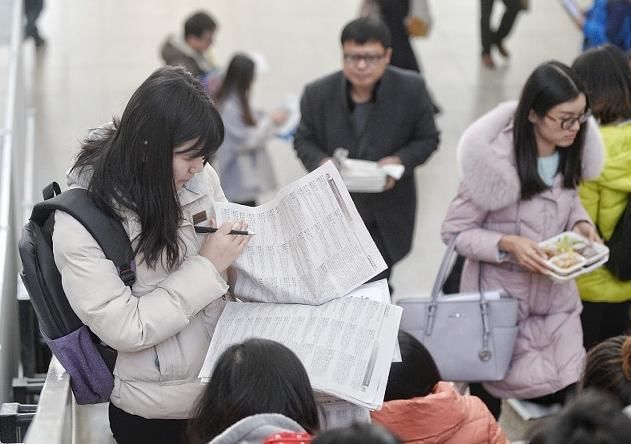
[457,101,604,211]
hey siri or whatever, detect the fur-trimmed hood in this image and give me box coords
[457,101,604,211]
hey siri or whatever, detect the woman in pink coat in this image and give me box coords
[441,61,604,418]
[371,331,507,443]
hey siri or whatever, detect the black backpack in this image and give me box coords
[18,183,136,404]
[605,194,631,281]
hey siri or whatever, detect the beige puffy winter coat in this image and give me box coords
[53,164,229,419]
[441,101,604,399]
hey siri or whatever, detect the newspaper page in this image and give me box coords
[198,296,402,410]
[316,394,371,430]
[346,280,401,362]
[214,161,387,305]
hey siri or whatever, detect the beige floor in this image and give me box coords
[24,0,586,441]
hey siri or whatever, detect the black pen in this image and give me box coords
[194,225,255,236]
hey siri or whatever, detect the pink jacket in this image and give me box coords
[371,382,507,444]
[441,102,604,399]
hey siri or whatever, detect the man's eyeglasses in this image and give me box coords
[343,53,385,66]
[545,109,591,130]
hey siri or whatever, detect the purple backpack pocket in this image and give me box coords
[42,325,114,404]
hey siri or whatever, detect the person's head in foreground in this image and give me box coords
[187,338,319,443]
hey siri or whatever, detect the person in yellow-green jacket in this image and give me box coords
[572,44,631,350]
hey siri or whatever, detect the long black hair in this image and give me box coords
[214,53,256,126]
[513,61,589,200]
[572,44,631,125]
[71,66,224,270]
[383,330,441,401]
[187,338,320,443]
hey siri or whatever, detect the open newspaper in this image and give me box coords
[198,282,402,410]
[316,394,371,430]
[214,161,387,304]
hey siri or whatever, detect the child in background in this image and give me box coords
[370,331,507,444]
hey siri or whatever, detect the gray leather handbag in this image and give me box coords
[398,236,519,382]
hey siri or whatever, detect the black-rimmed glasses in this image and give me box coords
[343,53,385,66]
[546,109,591,130]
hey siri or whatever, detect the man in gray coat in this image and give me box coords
[294,16,440,286]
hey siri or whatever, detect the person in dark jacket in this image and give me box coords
[160,11,218,78]
[293,16,440,289]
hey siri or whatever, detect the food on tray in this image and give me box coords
[541,235,587,259]
[581,245,599,259]
[549,252,584,270]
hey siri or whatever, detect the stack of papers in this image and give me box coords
[339,158,405,193]
[316,394,371,430]
[198,281,402,410]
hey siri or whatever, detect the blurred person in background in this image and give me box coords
[359,0,441,113]
[213,53,288,206]
[572,44,631,350]
[294,16,439,290]
[565,0,631,52]
[161,10,221,93]
[480,0,524,69]
[24,0,45,47]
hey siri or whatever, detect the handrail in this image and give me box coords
[0,0,24,403]
[22,358,72,444]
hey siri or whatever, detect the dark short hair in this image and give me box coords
[187,339,320,443]
[528,390,631,443]
[312,422,401,444]
[340,16,391,48]
[384,330,441,401]
[184,11,217,39]
[572,44,631,125]
[581,335,631,406]
[513,61,589,200]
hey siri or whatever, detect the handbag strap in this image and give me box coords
[427,235,493,363]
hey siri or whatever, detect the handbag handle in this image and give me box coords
[430,236,488,305]
[425,235,493,362]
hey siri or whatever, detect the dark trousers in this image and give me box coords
[24,0,44,40]
[469,382,576,419]
[109,403,187,444]
[480,0,521,54]
[581,300,631,350]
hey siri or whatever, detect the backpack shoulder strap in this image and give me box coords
[32,183,136,287]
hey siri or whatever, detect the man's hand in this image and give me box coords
[378,156,402,191]
[319,157,332,167]
[377,156,402,166]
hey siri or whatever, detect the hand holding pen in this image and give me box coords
[198,221,251,273]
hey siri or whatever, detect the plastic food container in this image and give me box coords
[539,232,609,283]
